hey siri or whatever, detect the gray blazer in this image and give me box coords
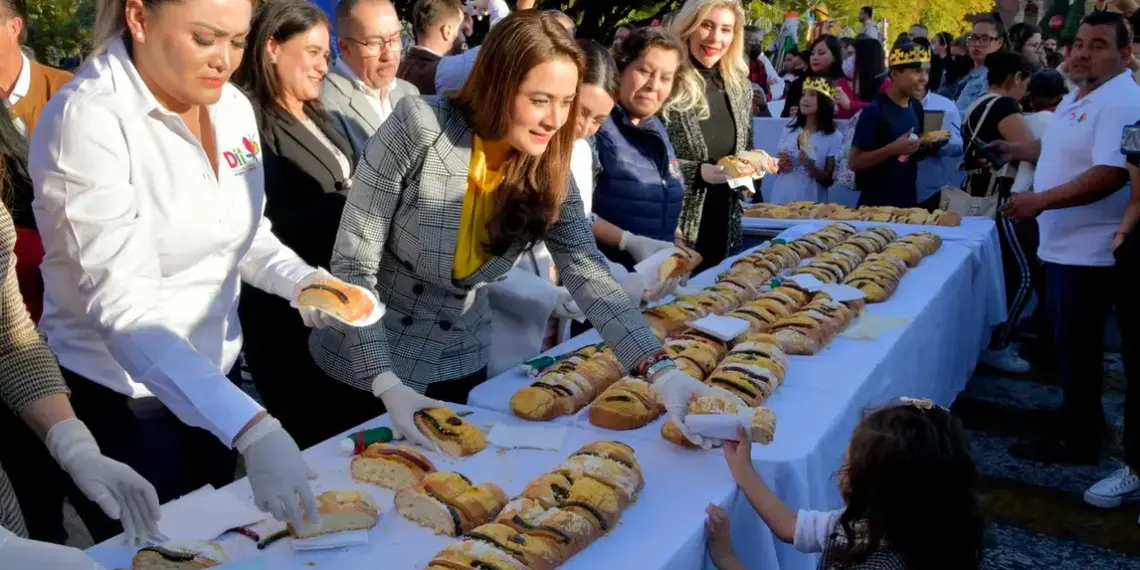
[320,64,419,164]
[309,96,662,392]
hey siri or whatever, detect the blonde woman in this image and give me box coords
[665,0,754,271]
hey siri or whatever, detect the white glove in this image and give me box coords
[46,419,162,544]
[552,287,585,321]
[373,373,448,450]
[644,276,681,303]
[700,163,732,184]
[235,415,320,530]
[653,367,726,449]
[619,231,673,263]
[0,525,106,569]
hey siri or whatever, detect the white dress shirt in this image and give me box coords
[434,0,512,93]
[1034,71,1140,267]
[29,39,315,445]
[334,59,394,125]
[917,91,965,203]
[860,19,879,40]
[6,52,30,135]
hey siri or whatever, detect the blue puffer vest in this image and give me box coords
[592,105,685,262]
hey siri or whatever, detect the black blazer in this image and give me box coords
[253,103,354,269]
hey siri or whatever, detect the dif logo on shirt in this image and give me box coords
[224,136,261,174]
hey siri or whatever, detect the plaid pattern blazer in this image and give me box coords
[0,204,69,536]
[665,75,754,259]
[309,96,663,393]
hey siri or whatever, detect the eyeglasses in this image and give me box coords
[965,34,999,46]
[344,35,402,55]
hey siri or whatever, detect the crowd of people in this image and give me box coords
[0,0,1136,568]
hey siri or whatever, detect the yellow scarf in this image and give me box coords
[452,136,506,279]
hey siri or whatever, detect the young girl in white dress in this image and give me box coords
[768,77,844,204]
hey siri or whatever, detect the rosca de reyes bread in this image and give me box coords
[414,407,487,456]
[588,377,663,430]
[290,490,380,539]
[660,393,777,449]
[295,278,374,323]
[350,443,436,489]
[717,155,758,178]
[511,349,623,421]
[742,203,962,226]
[423,442,643,570]
[395,471,508,536]
[657,245,704,281]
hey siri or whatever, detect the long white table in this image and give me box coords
[86,407,736,570]
[468,222,1007,570]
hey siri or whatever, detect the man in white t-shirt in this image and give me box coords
[858,6,878,40]
[999,12,1140,465]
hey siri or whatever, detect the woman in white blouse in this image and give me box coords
[29,0,323,533]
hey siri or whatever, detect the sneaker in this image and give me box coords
[1084,467,1140,508]
[981,346,1031,374]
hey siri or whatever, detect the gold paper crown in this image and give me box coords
[802,77,836,99]
[888,47,931,67]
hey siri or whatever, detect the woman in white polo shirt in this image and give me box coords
[29,0,322,536]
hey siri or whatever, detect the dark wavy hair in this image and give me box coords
[452,11,584,256]
[807,34,844,79]
[852,37,885,101]
[833,403,986,570]
[233,0,331,142]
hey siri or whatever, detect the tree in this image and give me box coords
[26,0,95,65]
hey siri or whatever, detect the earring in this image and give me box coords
[136,33,143,40]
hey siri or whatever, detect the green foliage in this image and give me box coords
[26,0,95,65]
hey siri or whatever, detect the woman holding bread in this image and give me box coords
[665,0,758,272]
[27,0,345,533]
[309,11,723,450]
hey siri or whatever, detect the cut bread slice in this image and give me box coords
[130,546,223,570]
[414,407,487,457]
[290,490,379,538]
[350,442,436,490]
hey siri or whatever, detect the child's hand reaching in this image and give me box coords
[706,504,745,570]
[723,426,755,482]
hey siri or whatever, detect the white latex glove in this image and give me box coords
[235,415,320,530]
[619,231,673,263]
[373,372,448,450]
[45,419,162,544]
[552,287,584,321]
[653,367,725,449]
[700,163,732,184]
[644,276,681,303]
[0,526,106,569]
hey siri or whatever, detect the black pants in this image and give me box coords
[693,186,735,273]
[990,211,1040,350]
[0,399,73,543]
[1045,263,1115,449]
[1115,231,1140,471]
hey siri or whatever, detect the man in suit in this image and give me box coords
[323,0,419,163]
[397,0,466,95]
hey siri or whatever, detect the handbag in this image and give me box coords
[939,94,1014,218]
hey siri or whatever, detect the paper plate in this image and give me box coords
[291,282,384,328]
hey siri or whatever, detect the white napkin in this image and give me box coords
[688,315,752,342]
[290,530,370,552]
[632,247,677,276]
[684,413,751,442]
[488,424,567,451]
[155,486,269,542]
[786,274,866,302]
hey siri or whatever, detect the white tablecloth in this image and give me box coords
[468,222,1007,570]
[86,408,737,570]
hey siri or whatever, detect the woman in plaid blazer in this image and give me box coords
[308,11,722,450]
